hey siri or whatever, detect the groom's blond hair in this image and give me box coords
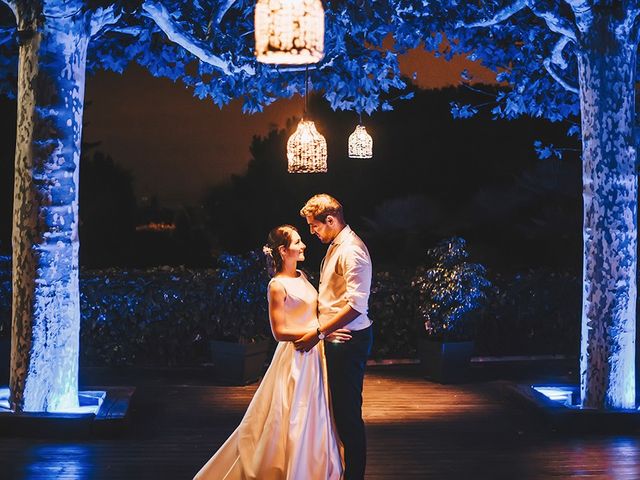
[300,194,345,223]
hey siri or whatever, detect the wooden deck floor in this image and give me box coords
[2,365,640,479]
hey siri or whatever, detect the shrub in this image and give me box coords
[80,267,218,365]
[476,269,581,356]
[370,268,417,358]
[205,250,271,343]
[0,249,586,365]
[411,237,492,341]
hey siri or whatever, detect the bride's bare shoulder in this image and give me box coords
[268,277,287,299]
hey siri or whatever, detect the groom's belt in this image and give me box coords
[346,325,372,337]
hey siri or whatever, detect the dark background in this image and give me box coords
[0,84,581,273]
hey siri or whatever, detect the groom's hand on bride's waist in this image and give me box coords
[326,328,352,343]
[294,327,353,351]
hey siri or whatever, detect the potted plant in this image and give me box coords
[207,251,273,385]
[412,237,491,383]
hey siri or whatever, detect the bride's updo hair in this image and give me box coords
[263,225,297,277]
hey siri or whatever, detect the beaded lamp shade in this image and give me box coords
[287,119,327,173]
[348,124,373,159]
[255,0,325,65]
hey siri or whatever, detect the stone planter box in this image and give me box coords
[418,338,474,383]
[209,339,272,385]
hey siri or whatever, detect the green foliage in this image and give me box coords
[412,237,492,341]
[79,251,271,366]
[0,1,415,114]
[422,1,581,123]
[370,268,418,358]
[207,250,271,343]
[476,269,581,356]
[0,253,584,363]
[79,267,219,366]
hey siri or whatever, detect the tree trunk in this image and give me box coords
[578,21,637,410]
[10,5,88,412]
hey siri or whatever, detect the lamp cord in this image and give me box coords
[304,66,309,117]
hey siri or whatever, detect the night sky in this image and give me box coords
[82,48,496,206]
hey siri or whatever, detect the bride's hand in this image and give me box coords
[325,328,352,343]
[294,329,320,352]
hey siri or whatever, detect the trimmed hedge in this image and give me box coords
[0,261,582,365]
[79,267,219,366]
[370,268,419,359]
[0,251,272,367]
[475,269,581,356]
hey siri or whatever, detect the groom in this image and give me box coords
[294,194,373,480]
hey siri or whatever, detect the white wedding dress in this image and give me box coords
[194,271,343,480]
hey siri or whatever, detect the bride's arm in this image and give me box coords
[268,281,311,342]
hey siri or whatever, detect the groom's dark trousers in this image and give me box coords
[325,325,373,480]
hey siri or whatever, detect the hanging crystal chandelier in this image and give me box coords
[348,124,373,159]
[254,0,325,65]
[287,119,327,173]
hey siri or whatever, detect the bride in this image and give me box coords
[194,225,345,480]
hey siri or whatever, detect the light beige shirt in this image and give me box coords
[318,225,373,332]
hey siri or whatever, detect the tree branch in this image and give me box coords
[460,0,578,40]
[563,0,593,33]
[544,59,578,92]
[550,35,572,69]
[631,17,640,45]
[272,56,336,72]
[1,0,17,23]
[142,0,254,76]
[215,0,238,25]
[528,3,578,41]
[458,0,528,28]
[459,0,577,40]
[544,36,579,94]
[624,5,640,43]
[461,1,580,94]
[107,25,144,36]
[90,5,121,38]
[0,26,14,46]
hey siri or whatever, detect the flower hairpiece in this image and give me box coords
[262,245,273,256]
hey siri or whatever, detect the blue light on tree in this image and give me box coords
[418,0,639,410]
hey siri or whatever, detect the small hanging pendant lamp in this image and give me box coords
[348,123,373,159]
[287,120,328,173]
[255,0,325,65]
[287,68,327,173]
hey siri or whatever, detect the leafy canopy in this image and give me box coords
[0,0,427,113]
[0,0,604,130]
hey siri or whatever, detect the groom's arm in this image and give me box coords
[293,305,361,351]
[321,305,362,336]
[322,242,372,336]
[295,245,371,351]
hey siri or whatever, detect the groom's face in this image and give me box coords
[306,216,333,244]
